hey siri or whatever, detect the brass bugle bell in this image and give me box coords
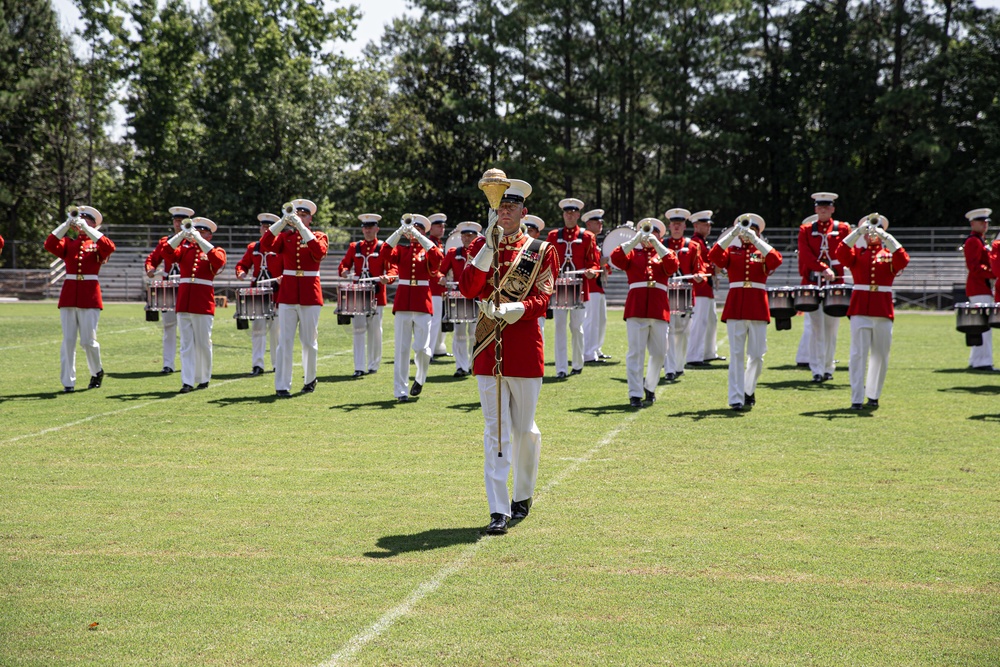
[639,220,653,233]
[737,214,752,229]
[67,206,80,218]
[180,218,194,231]
[400,213,413,225]
[282,202,295,216]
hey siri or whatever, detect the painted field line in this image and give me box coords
[0,326,155,351]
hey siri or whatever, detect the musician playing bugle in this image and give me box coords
[459,176,558,536]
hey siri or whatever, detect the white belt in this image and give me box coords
[184,277,215,287]
[401,279,429,287]
[283,270,320,277]
[66,274,99,281]
[628,281,668,292]
[730,282,767,290]
[852,284,892,293]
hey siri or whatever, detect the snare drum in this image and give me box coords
[336,282,376,319]
[989,304,1000,329]
[667,282,693,314]
[552,276,584,310]
[821,285,851,318]
[955,302,991,346]
[145,280,177,321]
[443,290,477,323]
[793,286,822,312]
[235,287,275,321]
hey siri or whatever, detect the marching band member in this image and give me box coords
[582,209,611,363]
[836,214,910,409]
[710,214,783,411]
[45,206,115,392]
[547,198,600,378]
[235,213,283,376]
[145,206,193,373]
[991,231,1000,306]
[162,217,226,393]
[338,213,391,377]
[685,210,724,366]
[459,179,559,535]
[385,214,443,401]
[795,215,818,368]
[523,215,547,334]
[963,208,994,371]
[438,221,482,377]
[662,208,706,381]
[427,213,451,358]
[0,233,4,255]
[799,193,851,382]
[262,198,329,397]
[610,218,679,408]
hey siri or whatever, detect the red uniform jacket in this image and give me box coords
[338,239,391,306]
[798,219,850,285]
[836,242,910,320]
[429,236,447,298]
[440,244,472,288]
[0,234,5,255]
[546,226,600,301]
[459,233,559,377]
[235,240,283,298]
[667,236,705,304]
[690,233,715,299]
[991,240,1000,302]
[610,245,680,321]
[261,228,329,306]
[145,236,178,277]
[45,233,116,309]
[163,241,227,315]
[963,232,994,299]
[387,242,443,314]
[710,241,783,323]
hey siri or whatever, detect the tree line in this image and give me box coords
[2,0,998,268]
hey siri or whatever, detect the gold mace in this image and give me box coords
[478,169,510,458]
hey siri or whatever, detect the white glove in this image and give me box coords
[298,224,316,244]
[479,300,525,323]
[386,225,406,248]
[621,230,646,254]
[190,229,214,253]
[749,231,773,256]
[880,230,901,252]
[270,217,288,236]
[52,218,74,239]
[472,242,494,271]
[167,231,187,248]
[410,228,433,251]
[716,226,738,249]
[842,225,865,248]
[484,208,499,250]
[649,235,670,258]
[80,223,104,241]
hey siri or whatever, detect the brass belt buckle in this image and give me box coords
[743,280,752,288]
[296,270,304,277]
[870,284,878,292]
[410,279,418,286]
[647,280,656,288]
[76,274,84,281]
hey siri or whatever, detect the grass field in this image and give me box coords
[1,301,997,666]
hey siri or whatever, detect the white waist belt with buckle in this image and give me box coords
[184,277,215,287]
[67,274,100,281]
[283,270,321,277]
[730,282,767,290]
[403,280,429,287]
[852,284,892,293]
[628,281,668,293]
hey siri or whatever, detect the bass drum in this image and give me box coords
[602,226,637,258]
[444,230,465,253]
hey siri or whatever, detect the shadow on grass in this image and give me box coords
[670,408,746,421]
[939,385,1000,395]
[0,390,65,403]
[757,379,840,391]
[315,374,361,384]
[969,414,1000,422]
[446,402,482,413]
[107,390,180,401]
[425,374,471,385]
[569,403,641,417]
[107,370,169,380]
[330,398,413,411]
[364,526,482,558]
[769,364,813,372]
[801,408,875,420]
[932,367,999,375]
[209,393,283,406]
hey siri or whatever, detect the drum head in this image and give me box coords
[445,231,465,252]
[602,227,635,258]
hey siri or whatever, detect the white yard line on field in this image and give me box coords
[0,327,154,351]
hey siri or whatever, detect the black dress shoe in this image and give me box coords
[302,380,317,393]
[556,371,567,379]
[850,403,864,410]
[88,370,104,389]
[179,384,194,394]
[510,498,532,520]
[598,353,612,359]
[629,396,642,408]
[665,372,676,382]
[251,366,264,376]
[811,374,824,383]
[865,398,879,409]
[823,372,833,381]
[570,368,582,375]
[730,403,743,411]
[675,370,684,379]
[397,396,409,403]
[745,392,755,407]
[686,361,706,368]
[196,382,209,390]
[485,513,508,535]
[353,370,365,378]
[276,389,291,398]
[409,381,422,396]
[367,369,377,374]
[709,356,727,362]
[63,386,74,393]
[161,366,174,374]
[453,369,466,378]
[971,365,995,371]
[584,358,604,365]
[643,389,656,405]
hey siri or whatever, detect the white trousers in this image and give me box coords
[849,315,893,404]
[275,304,321,391]
[726,319,768,406]
[59,307,102,388]
[664,311,691,374]
[351,306,383,373]
[453,320,475,372]
[583,292,607,361]
[554,307,585,373]
[686,297,719,363]
[394,311,432,398]
[796,315,812,365]
[477,375,542,516]
[968,294,994,368]
[178,312,213,387]
[161,310,178,370]
[806,309,840,376]
[250,316,279,370]
[626,318,668,398]
[431,295,447,355]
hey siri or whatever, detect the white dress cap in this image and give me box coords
[292,198,317,215]
[690,210,713,224]
[78,206,103,227]
[811,192,839,205]
[358,213,382,225]
[428,213,447,224]
[638,217,666,236]
[410,214,431,230]
[169,206,195,218]
[582,209,605,223]
[558,197,584,210]
[191,217,217,233]
[502,180,532,203]
[857,213,889,230]
[965,208,992,221]
[258,213,280,224]
[664,208,691,222]
[522,214,545,231]
[455,221,482,234]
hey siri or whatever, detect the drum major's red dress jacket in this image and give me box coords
[798,219,850,285]
[162,241,226,315]
[459,233,559,378]
[991,240,1000,303]
[338,239,391,306]
[45,233,116,309]
[690,233,715,299]
[836,241,909,320]
[145,236,177,276]
[610,245,679,321]
[546,225,600,301]
[387,242,443,314]
[710,241,783,323]
[261,227,329,306]
[963,232,994,299]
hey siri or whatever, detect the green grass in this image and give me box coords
[0,302,997,666]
